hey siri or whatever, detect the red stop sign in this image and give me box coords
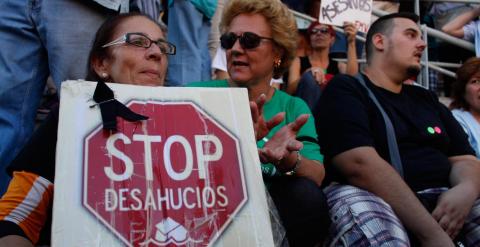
[83,101,247,246]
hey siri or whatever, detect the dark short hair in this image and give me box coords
[365,12,419,63]
[85,12,166,81]
[450,57,480,110]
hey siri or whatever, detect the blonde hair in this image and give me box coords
[221,0,297,79]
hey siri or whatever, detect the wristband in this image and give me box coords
[284,151,301,176]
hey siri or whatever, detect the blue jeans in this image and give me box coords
[0,0,108,195]
[166,0,212,86]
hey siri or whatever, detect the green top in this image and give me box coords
[188,80,323,178]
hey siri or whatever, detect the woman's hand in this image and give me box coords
[343,22,357,44]
[258,114,309,172]
[309,67,326,86]
[250,94,284,141]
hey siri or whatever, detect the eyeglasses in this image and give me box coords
[220,32,273,50]
[310,27,331,35]
[102,32,176,55]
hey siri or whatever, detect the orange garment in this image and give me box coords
[0,171,53,244]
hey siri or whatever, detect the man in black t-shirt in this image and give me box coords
[317,13,480,247]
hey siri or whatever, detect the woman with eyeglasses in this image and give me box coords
[0,12,175,247]
[285,21,358,101]
[189,0,330,245]
[450,57,480,158]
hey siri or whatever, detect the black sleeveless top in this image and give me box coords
[299,56,339,75]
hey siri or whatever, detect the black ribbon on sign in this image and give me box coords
[90,80,149,131]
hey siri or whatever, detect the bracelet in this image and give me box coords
[284,151,301,176]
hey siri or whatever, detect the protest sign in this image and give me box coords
[319,0,373,33]
[52,81,274,246]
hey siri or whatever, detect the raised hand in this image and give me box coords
[343,21,357,44]
[250,93,284,141]
[258,114,309,172]
[310,67,326,86]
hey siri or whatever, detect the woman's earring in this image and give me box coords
[274,59,282,69]
[101,72,108,79]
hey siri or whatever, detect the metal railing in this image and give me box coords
[422,0,480,3]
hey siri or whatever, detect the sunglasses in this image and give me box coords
[310,27,331,35]
[220,32,273,50]
[102,32,176,55]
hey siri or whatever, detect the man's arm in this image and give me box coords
[432,155,480,238]
[442,7,480,38]
[448,155,480,189]
[332,146,454,246]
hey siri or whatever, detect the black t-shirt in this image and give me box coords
[317,74,475,191]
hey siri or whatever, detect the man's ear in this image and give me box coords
[91,55,110,78]
[372,33,385,52]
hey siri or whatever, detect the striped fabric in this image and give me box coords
[464,198,480,247]
[325,185,480,247]
[0,171,53,244]
[324,184,410,247]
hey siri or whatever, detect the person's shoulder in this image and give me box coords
[186,79,228,88]
[451,108,470,121]
[329,73,361,87]
[451,108,465,115]
[323,73,364,96]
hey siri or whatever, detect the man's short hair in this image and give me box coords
[365,12,419,63]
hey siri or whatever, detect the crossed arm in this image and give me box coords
[442,7,480,38]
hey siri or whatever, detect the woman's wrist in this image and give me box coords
[279,151,302,175]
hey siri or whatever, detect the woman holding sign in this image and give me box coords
[285,21,358,111]
[0,12,175,246]
[189,0,330,246]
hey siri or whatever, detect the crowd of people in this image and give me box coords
[0,0,480,247]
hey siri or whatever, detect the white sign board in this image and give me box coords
[319,0,373,33]
[52,80,274,247]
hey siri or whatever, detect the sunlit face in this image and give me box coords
[226,13,280,87]
[99,16,167,86]
[384,18,426,76]
[465,73,480,114]
[309,23,335,49]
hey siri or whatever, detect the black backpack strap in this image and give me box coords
[354,74,404,178]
